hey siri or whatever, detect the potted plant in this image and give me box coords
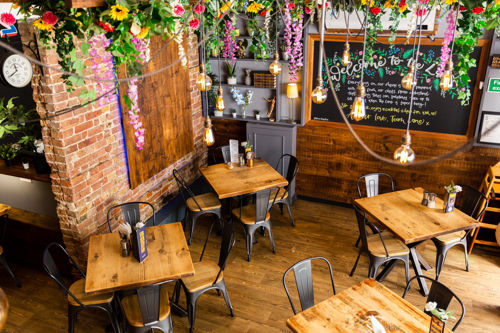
[425,302,454,333]
[280,44,289,61]
[225,61,237,85]
[0,143,18,167]
[255,110,260,120]
[231,109,237,118]
[444,181,462,213]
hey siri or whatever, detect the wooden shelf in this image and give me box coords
[219,83,276,90]
[209,57,289,64]
[0,160,51,183]
[212,115,296,127]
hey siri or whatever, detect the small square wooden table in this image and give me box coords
[85,222,194,294]
[0,204,10,216]
[355,188,479,295]
[286,278,452,333]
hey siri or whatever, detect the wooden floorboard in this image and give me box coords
[1,199,499,332]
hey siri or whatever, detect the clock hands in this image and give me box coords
[8,66,18,78]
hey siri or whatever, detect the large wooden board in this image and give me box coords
[118,35,194,189]
[287,278,452,333]
[85,223,194,294]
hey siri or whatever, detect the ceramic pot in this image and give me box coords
[231,112,237,118]
[214,110,224,117]
[227,76,237,85]
[255,114,260,120]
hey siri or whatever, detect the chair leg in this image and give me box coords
[370,262,382,280]
[0,255,21,287]
[187,293,200,333]
[102,303,121,333]
[350,249,363,277]
[354,235,361,248]
[278,203,284,215]
[200,220,216,262]
[285,199,295,227]
[188,214,198,246]
[246,229,254,262]
[68,306,78,333]
[435,246,449,281]
[219,280,234,317]
[463,242,470,272]
[266,224,276,254]
[404,257,410,285]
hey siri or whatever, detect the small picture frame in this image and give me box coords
[444,192,457,213]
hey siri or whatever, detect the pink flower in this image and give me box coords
[173,4,185,17]
[305,7,312,14]
[189,18,200,29]
[0,13,16,26]
[419,0,429,3]
[373,55,377,59]
[288,2,295,9]
[193,4,205,14]
[42,11,58,25]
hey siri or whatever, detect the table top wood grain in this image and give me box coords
[0,204,10,216]
[286,278,452,333]
[199,159,288,199]
[85,223,194,294]
[355,188,479,244]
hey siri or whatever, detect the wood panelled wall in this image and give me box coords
[209,119,246,162]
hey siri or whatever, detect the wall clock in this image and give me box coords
[0,53,33,88]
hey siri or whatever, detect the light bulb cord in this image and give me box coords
[317,0,327,82]
[342,0,350,43]
[449,5,459,59]
[360,0,369,84]
[216,0,221,86]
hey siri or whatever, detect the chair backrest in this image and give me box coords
[42,243,86,307]
[107,202,155,233]
[212,145,230,164]
[275,154,299,190]
[402,275,465,331]
[458,184,488,220]
[357,173,394,198]
[135,283,164,326]
[172,169,204,211]
[352,204,389,257]
[282,256,336,315]
[479,166,498,198]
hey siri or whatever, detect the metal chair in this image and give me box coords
[118,282,173,333]
[107,201,155,233]
[282,256,336,315]
[0,214,21,287]
[402,275,465,331]
[173,169,222,245]
[42,243,120,333]
[233,188,279,261]
[354,173,395,247]
[211,145,230,164]
[350,204,410,285]
[269,154,299,226]
[173,221,235,333]
[432,185,488,280]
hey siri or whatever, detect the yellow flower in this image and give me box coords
[399,4,407,12]
[361,0,373,6]
[33,18,53,31]
[247,1,264,13]
[384,1,394,8]
[495,0,500,5]
[75,12,82,17]
[220,1,231,13]
[72,18,83,27]
[12,2,19,9]
[110,4,129,21]
[444,0,457,4]
[137,26,149,39]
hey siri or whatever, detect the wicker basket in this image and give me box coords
[253,71,276,88]
[492,54,500,68]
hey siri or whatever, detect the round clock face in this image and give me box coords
[2,54,33,88]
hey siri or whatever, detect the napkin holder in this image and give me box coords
[131,225,148,262]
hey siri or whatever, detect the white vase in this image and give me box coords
[255,114,260,120]
[231,112,237,118]
[214,111,223,117]
[227,76,237,85]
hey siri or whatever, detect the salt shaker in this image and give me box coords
[421,191,429,206]
[121,238,130,257]
[427,193,437,209]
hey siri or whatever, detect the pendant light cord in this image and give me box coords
[317,0,327,80]
[360,0,369,84]
[342,0,350,42]
[449,5,460,58]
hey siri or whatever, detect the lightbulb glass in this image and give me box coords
[401,72,414,91]
[351,96,365,121]
[342,49,351,66]
[439,70,453,91]
[203,126,215,147]
[393,144,415,164]
[312,85,327,104]
[269,60,282,75]
[196,72,212,91]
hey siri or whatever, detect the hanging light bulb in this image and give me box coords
[351,83,366,121]
[393,133,415,164]
[196,63,212,91]
[401,62,415,91]
[311,77,327,104]
[215,86,225,111]
[439,60,453,91]
[342,41,351,66]
[269,52,282,76]
[203,116,215,147]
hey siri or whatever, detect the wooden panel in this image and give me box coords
[64,0,105,8]
[209,119,247,162]
[287,279,452,333]
[85,223,194,294]
[118,35,194,189]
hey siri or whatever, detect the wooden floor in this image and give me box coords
[1,199,499,332]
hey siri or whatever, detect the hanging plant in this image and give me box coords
[223,18,239,62]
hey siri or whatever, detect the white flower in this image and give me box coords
[454,185,462,193]
[135,222,145,229]
[425,302,437,312]
[130,22,141,36]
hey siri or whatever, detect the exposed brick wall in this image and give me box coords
[21,22,206,265]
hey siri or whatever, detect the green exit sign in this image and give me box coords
[488,78,500,93]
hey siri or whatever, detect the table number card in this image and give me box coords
[229,139,239,164]
[131,225,148,263]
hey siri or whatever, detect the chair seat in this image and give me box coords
[186,193,221,212]
[368,232,409,257]
[435,231,466,245]
[67,279,114,306]
[269,188,288,202]
[0,246,3,256]
[182,261,223,293]
[121,285,171,327]
[232,205,271,225]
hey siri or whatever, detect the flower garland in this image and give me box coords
[437,8,456,78]
[88,34,115,107]
[283,1,293,63]
[284,1,304,82]
[174,21,187,68]
[223,19,239,62]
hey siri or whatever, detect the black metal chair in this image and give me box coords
[350,204,410,284]
[0,213,21,287]
[233,188,279,261]
[211,145,230,164]
[42,243,120,333]
[118,282,173,333]
[354,172,395,247]
[402,275,465,331]
[173,169,222,245]
[282,256,336,315]
[107,201,155,233]
[269,154,299,226]
[431,185,488,280]
[173,220,235,333]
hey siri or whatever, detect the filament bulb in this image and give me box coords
[351,83,366,121]
[439,60,453,91]
[203,117,215,147]
[393,134,415,164]
[215,86,225,111]
[401,63,415,91]
[311,77,327,104]
[196,64,212,91]
[269,52,282,76]
[342,41,351,66]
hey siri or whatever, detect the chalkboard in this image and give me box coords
[309,36,483,135]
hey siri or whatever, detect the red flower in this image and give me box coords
[259,10,267,16]
[0,13,16,26]
[459,5,467,11]
[288,2,295,9]
[472,7,484,14]
[318,2,328,8]
[189,18,200,29]
[193,4,205,14]
[173,4,185,17]
[42,11,58,25]
[419,0,429,3]
[304,7,312,14]
[370,6,381,15]
[97,21,114,32]
[398,0,406,7]
[416,8,427,16]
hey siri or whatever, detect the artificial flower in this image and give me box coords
[247,1,264,13]
[416,8,426,16]
[288,2,295,9]
[220,1,231,13]
[398,4,407,12]
[425,302,437,312]
[193,4,205,14]
[459,5,467,11]
[472,7,484,13]
[318,2,328,8]
[444,0,457,4]
[42,11,58,25]
[11,2,19,9]
[110,4,129,21]
[361,0,373,7]
[130,22,141,35]
[97,20,114,32]
[189,18,200,29]
[137,26,149,39]
[33,18,53,31]
[173,4,185,17]
[0,13,16,26]
[384,1,394,8]
[259,10,267,15]
[419,0,429,3]
[370,6,381,14]
[305,6,312,14]
[496,0,500,5]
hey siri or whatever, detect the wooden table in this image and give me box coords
[86,223,194,294]
[200,158,288,200]
[0,204,10,216]
[287,278,451,333]
[355,188,479,295]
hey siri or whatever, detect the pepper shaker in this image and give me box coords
[121,238,130,257]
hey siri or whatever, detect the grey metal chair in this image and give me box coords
[354,172,395,247]
[350,204,410,284]
[42,243,120,333]
[173,220,235,333]
[212,145,230,164]
[106,201,155,233]
[0,214,21,287]
[173,169,223,245]
[118,282,173,333]
[269,154,299,226]
[233,188,279,261]
[432,185,488,280]
[402,275,465,331]
[282,256,336,314]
